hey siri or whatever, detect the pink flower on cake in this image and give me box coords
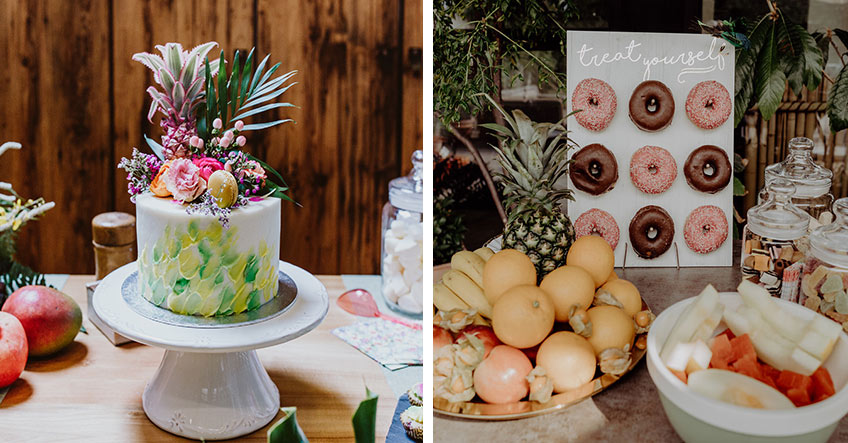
[225,158,267,187]
[164,158,207,202]
[192,157,224,182]
[241,160,267,186]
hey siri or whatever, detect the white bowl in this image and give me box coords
[647,292,848,442]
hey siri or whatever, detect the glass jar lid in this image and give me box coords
[810,198,848,267]
[763,137,833,198]
[389,150,423,212]
[746,179,810,240]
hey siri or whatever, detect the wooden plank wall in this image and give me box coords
[1,0,422,275]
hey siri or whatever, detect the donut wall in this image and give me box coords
[565,31,735,267]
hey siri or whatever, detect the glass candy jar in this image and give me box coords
[800,198,848,328]
[742,179,810,298]
[760,137,834,220]
[381,150,424,315]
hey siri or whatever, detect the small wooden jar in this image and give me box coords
[92,212,136,280]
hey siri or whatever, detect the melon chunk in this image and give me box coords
[737,280,808,343]
[666,342,695,372]
[661,285,720,362]
[686,340,712,374]
[688,369,795,410]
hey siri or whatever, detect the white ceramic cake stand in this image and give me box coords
[92,261,329,441]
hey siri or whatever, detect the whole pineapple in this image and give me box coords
[133,42,221,159]
[482,98,575,277]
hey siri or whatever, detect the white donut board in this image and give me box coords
[565,31,735,267]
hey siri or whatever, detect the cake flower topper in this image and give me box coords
[119,42,297,225]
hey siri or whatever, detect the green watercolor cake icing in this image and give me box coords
[136,194,281,317]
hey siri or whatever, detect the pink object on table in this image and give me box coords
[337,288,422,330]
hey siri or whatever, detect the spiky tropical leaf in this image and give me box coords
[229,50,241,119]
[241,119,293,131]
[755,22,786,121]
[813,31,831,67]
[735,17,770,127]
[217,50,227,127]
[240,49,255,106]
[144,134,165,160]
[780,21,823,92]
[827,65,848,132]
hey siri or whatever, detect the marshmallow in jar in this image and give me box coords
[381,150,423,314]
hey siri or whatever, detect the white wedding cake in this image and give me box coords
[136,194,280,316]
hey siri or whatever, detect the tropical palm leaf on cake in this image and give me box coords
[199,49,297,139]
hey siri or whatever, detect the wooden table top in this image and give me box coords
[436,263,848,442]
[0,275,397,442]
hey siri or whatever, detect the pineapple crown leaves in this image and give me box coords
[478,94,574,221]
[133,42,222,122]
[199,48,298,139]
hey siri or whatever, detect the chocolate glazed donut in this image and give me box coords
[629,206,675,259]
[569,143,618,195]
[684,145,731,194]
[629,81,675,132]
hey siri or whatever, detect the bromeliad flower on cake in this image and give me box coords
[119,42,296,226]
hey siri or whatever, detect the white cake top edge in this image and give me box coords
[135,192,281,219]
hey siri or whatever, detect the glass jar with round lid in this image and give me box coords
[800,198,848,325]
[381,150,424,315]
[742,179,810,297]
[759,137,834,219]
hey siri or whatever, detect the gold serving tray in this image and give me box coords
[433,297,649,420]
[435,238,648,420]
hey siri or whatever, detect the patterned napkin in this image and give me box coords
[332,318,423,370]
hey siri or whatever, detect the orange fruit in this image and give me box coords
[536,331,596,392]
[566,236,614,287]
[586,306,635,357]
[597,279,642,317]
[539,265,595,322]
[491,285,554,349]
[483,249,537,305]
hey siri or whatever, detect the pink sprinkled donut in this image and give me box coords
[685,81,731,130]
[684,205,728,254]
[574,208,620,249]
[629,146,677,194]
[572,78,617,131]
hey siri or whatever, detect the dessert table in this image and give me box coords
[0,275,401,442]
[435,247,848,442]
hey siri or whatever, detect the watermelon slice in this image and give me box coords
[785,387,812,407]
[776,370,812,395]
[731,354,763,382]
[811,367,836,401]
[759,363,781,387]
[710,334,733,370]
[729,334,757,364]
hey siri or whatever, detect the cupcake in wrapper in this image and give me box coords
[400,405,423,441]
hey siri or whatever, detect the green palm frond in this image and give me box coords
[199,48,297,139]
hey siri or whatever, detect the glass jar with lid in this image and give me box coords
[800,198,848,326]
[760,137,834,219]
[742,179,810,297]
[381,150,424,315]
